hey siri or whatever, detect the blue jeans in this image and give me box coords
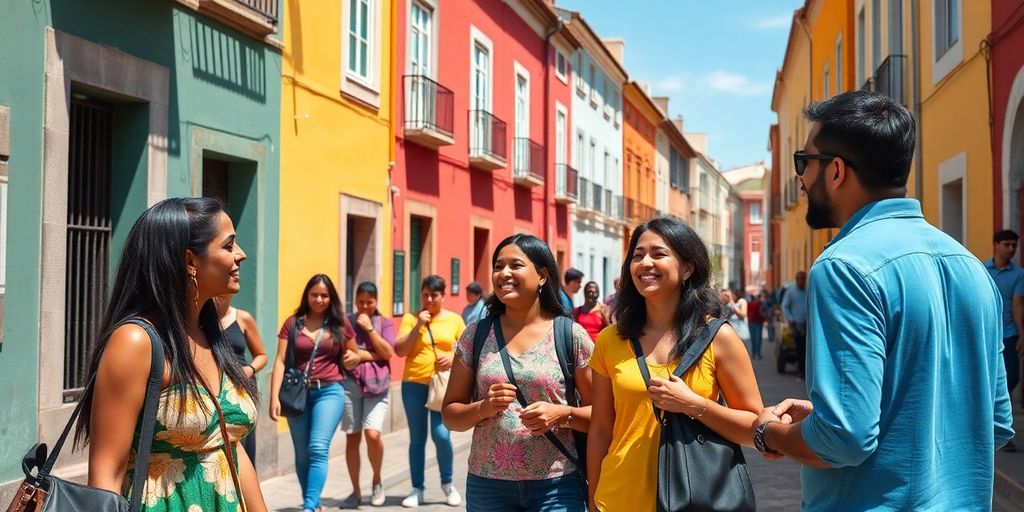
[748,322,763,357]
[402,381,454,489]
[287,382,345,510]
[466,473,586,512]
[1004,336,1021,398]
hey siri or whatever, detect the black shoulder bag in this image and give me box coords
[630,318,756,512]
[279,318,326,417]
[6,318,165,512]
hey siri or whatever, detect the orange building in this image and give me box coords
[623,80,662,242]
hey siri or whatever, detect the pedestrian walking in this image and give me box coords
[574,281,607,342]
[75,197,267,511]
[395,275,466,508]
[216,293,269,467]
[442,234,592,512]
[754,90,1014,510]
[339,282,396,508]
[721,289,750,344]
[588,217,764,512]
[761,293,777,344]
[603,278,621,324]
[462,282,487,326]
[781,271,808,380]
[269,274,358,512]
[561,267,584,313]
[986,229,1024,452]
[747,291,765,359]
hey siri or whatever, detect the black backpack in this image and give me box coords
[471,314,587,473]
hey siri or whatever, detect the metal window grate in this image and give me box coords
[64,98,113,400]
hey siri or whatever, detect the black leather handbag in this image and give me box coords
[630,318,756,512]
[6,319,165,512]
[278,318,326,417]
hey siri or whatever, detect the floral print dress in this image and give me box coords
[454,320,593,481]
[125,375,257,512]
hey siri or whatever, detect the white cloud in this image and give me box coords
[753,13,792,30]
[654,76,685,93]
[701,70,771,96]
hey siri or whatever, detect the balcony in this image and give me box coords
[603,189,613,217]
[512,138,545,187]
[611,194,624,221]
[469,110,507,171]
[554,164,578,204]
[591,182,604,212]
[180,0,279,40]
[875,55,906,106]
[404,75,454,149]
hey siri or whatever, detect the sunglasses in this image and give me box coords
[793,150,838,176]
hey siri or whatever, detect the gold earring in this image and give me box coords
[189,271,199,311]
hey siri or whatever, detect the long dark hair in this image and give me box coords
[484,234,568,317]
[615,217,722,358]
[355,281,383,317]
[294,274,346,346]
[76,197,257,446]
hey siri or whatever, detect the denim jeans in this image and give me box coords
[466,473,586,512]
[1004,336,1021,399]
[402,381,453,489]
[748,322,763,358]
[287,382,345,510]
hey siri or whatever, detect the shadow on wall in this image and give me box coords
[469,168,495,210]
[514,186,532,222]
[185,14,267,101]
[404,143,441,196]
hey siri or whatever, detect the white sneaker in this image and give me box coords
[401,488,423,508]
[370,484,386,506]
[441,483,462,507]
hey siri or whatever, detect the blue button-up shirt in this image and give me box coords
[985,257,1024,339]
[800,199,1014,511]
[781,284,808,324]
[461,299,486,326]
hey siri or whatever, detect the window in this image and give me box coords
[604,151,611,185]
[575,52,585,94]
[836,35,843,95]
[823,63,831,99]
[470,27,493,154]
[472,44,489,110]
[555,50,568,83]
[872,0,881,71]
[589,138,597,180]
[750,202,763,224]
[408,1,432,77]
[556,107,566,166]
[514,67,529,140]
[348,0,372,80]
[576,131,585,170]
[589,64,597,105]
[890,0,904,55]
[857,7,866,85]
[343,0,381,106]
[934,0,960,58]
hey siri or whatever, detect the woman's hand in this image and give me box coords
[356,313,374,332]
[520,402,570,436]
[342,350,361,370]
[269,397,281,422]
[434,352,454,372]
[480,383,517,417]
[647,374,704,415]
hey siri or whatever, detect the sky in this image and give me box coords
[557,0,803,171]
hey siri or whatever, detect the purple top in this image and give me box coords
[346,314,396,396]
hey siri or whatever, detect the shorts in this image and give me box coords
[341,378,390,433]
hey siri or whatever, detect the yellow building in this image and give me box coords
[279,0,394,325]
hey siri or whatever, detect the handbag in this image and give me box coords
[6,318,164,512]
[424,325,449,412]
[278,318,326,417]
[630,318,756,512]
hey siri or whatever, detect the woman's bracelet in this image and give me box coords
[689,398,708,420]
[475,401,487,421]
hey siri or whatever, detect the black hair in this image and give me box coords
[485,234,569,317]
[75,197,256,446]
[584,281,600,292]
[421,275,446,294]
[355,281,382,317]
[466,282,483,296]
[803,90,916,192]
[564,267,584,284]
[295,274,346,346]
[614,217,722,358]
[995,230,1020,243]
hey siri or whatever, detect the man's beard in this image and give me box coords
[804,173,837,229]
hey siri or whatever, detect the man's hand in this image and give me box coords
[753,407,786,460]
[771,398,814,424]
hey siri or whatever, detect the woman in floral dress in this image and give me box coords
[76,197,267,511]
[443,234,592,511]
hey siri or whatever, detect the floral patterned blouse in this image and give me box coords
[126,374,257,511]
[455,319,592,481]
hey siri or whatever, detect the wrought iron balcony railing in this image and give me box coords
[404,75,455,147]
[469,110,507,170]
[555,164,578,204]
[512,138,544,186]
[234,0,278,23]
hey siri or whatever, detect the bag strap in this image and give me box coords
[493,318,581,468]
[469,315,494,401]
[206,387,247,512]
[551,316,577,407]
[629,318,728,421]
[301,319,328,375]
[37,318,164,512]
[286,317,299,369]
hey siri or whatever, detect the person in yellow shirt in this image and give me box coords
[395,275,466,508]
[587,217,765,511]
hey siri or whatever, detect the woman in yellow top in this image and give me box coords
[587,217,764,511]
[395,275,466,508]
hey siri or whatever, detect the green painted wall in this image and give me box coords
[0,0,281,485]
[0,0,50,484]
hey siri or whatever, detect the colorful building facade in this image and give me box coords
[993,0,1024,245]
[724,163,768,290]
[623,81,662,243]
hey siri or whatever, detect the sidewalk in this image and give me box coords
[995,407,1024,505]
[260,428,472,511]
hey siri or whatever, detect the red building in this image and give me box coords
[723,163,768,291]
[991,0,1024,246]
[392,0,578,315]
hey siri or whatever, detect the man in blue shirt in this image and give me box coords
[461,282,486,325]
[752,91,1014,511]
[986,229,1024,451]
[781,271,808,379]
[560,267,583,315]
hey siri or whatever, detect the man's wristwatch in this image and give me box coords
[754,420,779,455]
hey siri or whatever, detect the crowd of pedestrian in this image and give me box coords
[19,89,1016,512]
